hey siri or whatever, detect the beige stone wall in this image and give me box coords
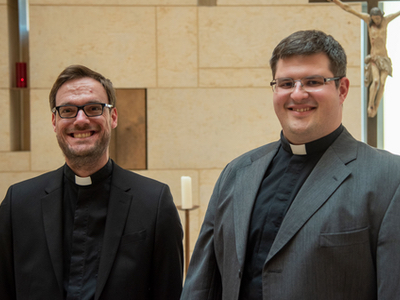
[1,1,10,151]
[0,0,363,257]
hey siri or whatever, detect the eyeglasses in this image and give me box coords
[270,75,343,93]
[52,103,113,119]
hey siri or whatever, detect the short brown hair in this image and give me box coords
[269,30,347,87]
[49,65,116,110]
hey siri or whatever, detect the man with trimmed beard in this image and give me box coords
[0,65,183,300]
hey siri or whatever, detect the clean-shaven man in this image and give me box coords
[181,30,400,300]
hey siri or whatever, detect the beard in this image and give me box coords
[56,124,111,169]
[372,22,381,29]
[370,18,382,28]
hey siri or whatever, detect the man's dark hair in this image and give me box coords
[49,65,116,110]
[269,30,347,87]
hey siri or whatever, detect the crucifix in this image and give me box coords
[309,0,400,147]
[310,0,382,9]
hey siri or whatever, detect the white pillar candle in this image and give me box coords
[181,176,193,209]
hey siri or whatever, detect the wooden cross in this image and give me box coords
[309,0,398,11]
[310,0,399,147]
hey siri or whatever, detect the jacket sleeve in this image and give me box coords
[150,184,184,300]
[181,169,227,300]
[376,182,400,299]
[0,188,17,300]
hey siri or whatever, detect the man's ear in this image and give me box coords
[338,77,350,105]
[111,107,118,129]
[52,113,57,132]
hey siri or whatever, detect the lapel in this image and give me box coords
[41,167,64,293]
[234,142,280,266]
[266,129,358,262]
[95,163,133,300]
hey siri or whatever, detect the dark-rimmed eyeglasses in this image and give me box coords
[52,103,113,119]
[270,75,344,93]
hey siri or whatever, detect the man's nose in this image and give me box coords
[293,80,305,90]
[74,109,90,123]
[290,81,309,100]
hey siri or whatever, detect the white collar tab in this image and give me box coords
[290,144,307,155]
[75,175,92,186]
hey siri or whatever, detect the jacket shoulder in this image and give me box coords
[111,162,170,194]
[1,168,63,208]
[332,128,400,176]
[226,141,279,170]
[8,168,63,196]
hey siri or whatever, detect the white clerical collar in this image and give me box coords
[75,175,92,186]
[289,143,307,155]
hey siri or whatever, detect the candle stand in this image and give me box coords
[177,205,199,276]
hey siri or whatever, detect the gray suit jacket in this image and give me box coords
[181,128,400,300]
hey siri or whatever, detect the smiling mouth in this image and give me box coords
[72,132,93,138]
[290,107,313,112]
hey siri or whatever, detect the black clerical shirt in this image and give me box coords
[62,160,112,300]
[239,125,344,300]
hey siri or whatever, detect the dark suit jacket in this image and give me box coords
[0,162,183,300]
[181,128,400,300]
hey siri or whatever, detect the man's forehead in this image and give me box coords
[274,53,333,78]
[56,77,107,103]
[276,53,330,66]
[61,77,101,90]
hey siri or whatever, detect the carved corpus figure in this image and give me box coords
[328,0,400,117]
